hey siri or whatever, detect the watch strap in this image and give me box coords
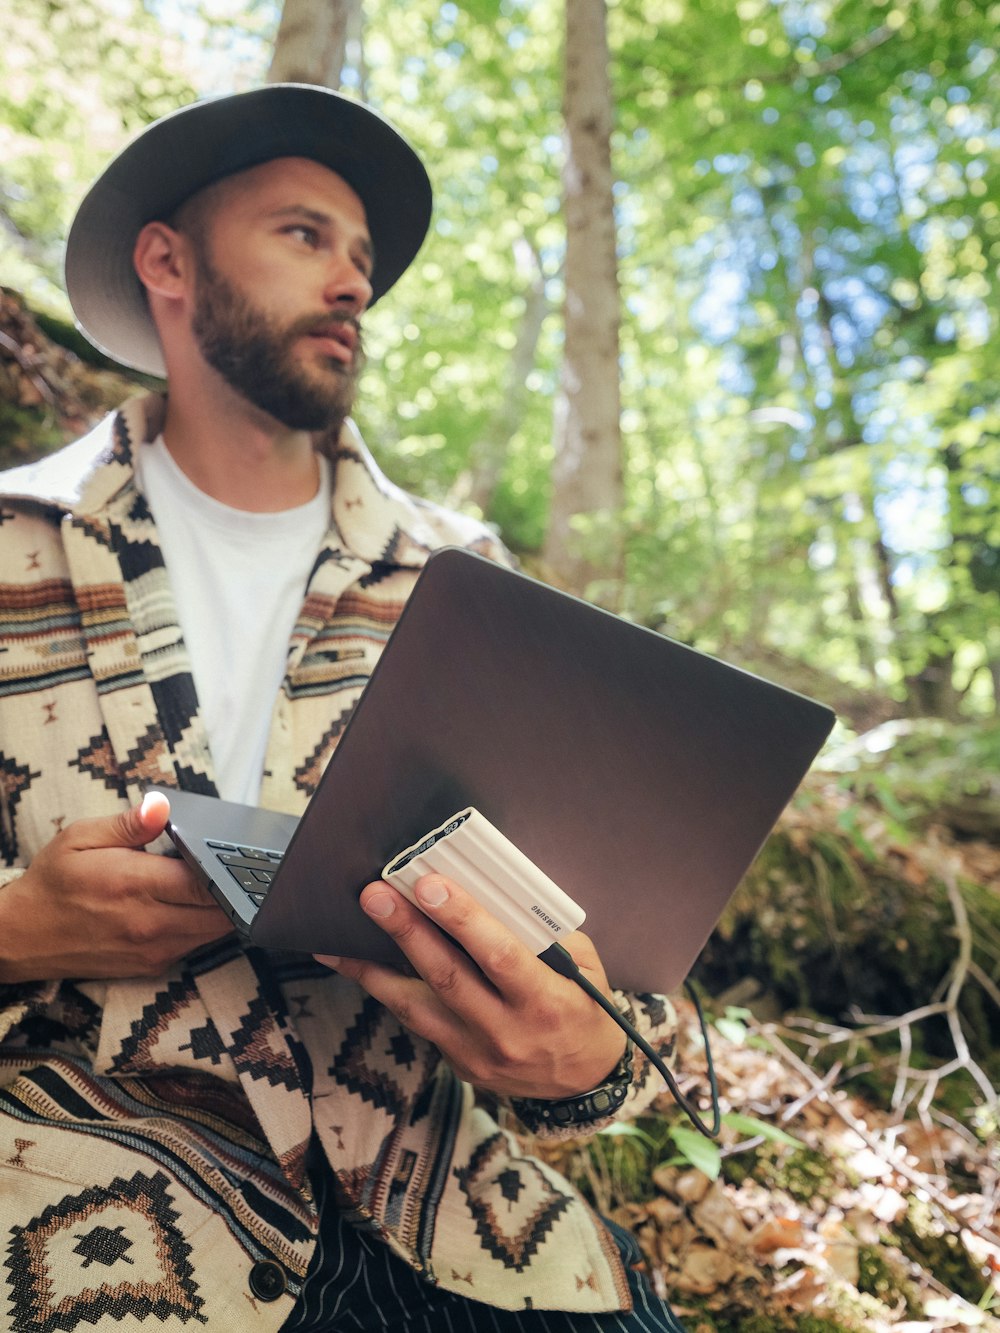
[510,1039,634,1132]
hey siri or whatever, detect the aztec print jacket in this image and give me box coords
[0,394,676,1330]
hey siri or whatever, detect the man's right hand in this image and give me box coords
[0,790,233,983]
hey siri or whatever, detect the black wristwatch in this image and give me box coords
[511,1039,634,1132]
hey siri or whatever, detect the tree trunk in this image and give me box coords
[450,240,549,519]
[268,0,361,89]
[542,0,623,602]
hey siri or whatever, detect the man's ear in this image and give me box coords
[133,221,193,301]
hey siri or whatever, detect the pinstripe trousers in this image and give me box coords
[281,1160,689,1333]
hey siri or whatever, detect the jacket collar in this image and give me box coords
[0,392,448,570]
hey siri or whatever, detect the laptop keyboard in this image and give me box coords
[206,839,284,907]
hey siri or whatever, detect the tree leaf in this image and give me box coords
[666,1127,723,1180]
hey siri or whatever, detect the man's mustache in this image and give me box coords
[292,312,364,352]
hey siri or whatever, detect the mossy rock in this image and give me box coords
[695,719,1000,1072]
[0,286,143,469]
[856,1244,922,1318]
[0,402,69,461]
[694,822,1000,1075]
[721,1144,840,1204]
[682,1307,858,1333]
[896,1201,991,1306]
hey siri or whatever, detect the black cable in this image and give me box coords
[540,942,722,1139]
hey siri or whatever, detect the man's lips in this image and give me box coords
[305,321,358,365]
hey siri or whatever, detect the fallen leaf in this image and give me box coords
[693,1183,752,1249]
[671,1169,713,1204]
[748,1216,805,1257]
[672,1242,739,1294]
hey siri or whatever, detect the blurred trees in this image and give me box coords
[1,0,998,724]
[0,0,196,311]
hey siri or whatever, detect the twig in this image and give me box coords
[778,848,999,1122]
[777,1061,842,1125]
[760,1026,1000,1249]
[0,327,57,408]
[970,960,1000,1012]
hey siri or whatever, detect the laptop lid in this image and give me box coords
[181,545,832,993]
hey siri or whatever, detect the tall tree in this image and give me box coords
[268,0,362,89]
[542,0,624,600]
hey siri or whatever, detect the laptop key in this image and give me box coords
[225,865,259,893]
[219,852,265,869]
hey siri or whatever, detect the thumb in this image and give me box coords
[106,790,173,849]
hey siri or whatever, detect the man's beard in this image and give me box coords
[190,254,365,432]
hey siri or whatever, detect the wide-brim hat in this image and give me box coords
[65,83,432,377]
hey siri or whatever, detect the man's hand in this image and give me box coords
[0,791,232,983]
[316,875,627,1101]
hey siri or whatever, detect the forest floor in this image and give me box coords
[531,800,1000,1333]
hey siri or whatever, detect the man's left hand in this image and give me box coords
[315,875,627,1101]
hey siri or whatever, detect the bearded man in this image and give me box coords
[0,85,683,1333]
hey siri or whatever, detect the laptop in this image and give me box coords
[153,546,834,994]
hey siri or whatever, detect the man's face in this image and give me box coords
[181,158,374,431]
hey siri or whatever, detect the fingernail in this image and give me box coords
[364,892,396,919]
[416,877,448,908]
[139,791,161,818]
[314,954,341,970]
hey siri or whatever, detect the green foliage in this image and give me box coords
[662,1124,725,1180]
[346,0,1000,727]
[0,402,67,462]
[590,1108,808,1195]
[0,0,196,311]
[724,1142,842,1203]
[826,717,1000,814]
[659,1113,803,1181]
[3,0,1000,718]
[675,1311,858,1333]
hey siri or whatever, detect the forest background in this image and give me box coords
[1,1,998,1329]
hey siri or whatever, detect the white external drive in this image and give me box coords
[381,808,586,955]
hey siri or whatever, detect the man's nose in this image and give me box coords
[323,252,373,313]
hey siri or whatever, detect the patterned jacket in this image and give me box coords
[0,394,675,1330]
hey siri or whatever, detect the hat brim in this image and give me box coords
[65,84,431,377]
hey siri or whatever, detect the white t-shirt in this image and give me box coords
[134,437,332,804]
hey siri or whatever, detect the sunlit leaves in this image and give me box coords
[4,0,999,714]
[0,0,196,308]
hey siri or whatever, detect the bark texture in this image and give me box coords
[267,0,362,90]
[543,0,624,601]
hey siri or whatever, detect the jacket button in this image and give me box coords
[249,1260,287,1302]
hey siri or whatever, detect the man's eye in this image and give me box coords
[286,225,319,246]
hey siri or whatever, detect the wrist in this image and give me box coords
[0,870,32,984]
[511,1037,634,1132]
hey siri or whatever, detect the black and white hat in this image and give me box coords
[65,83,432,377]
